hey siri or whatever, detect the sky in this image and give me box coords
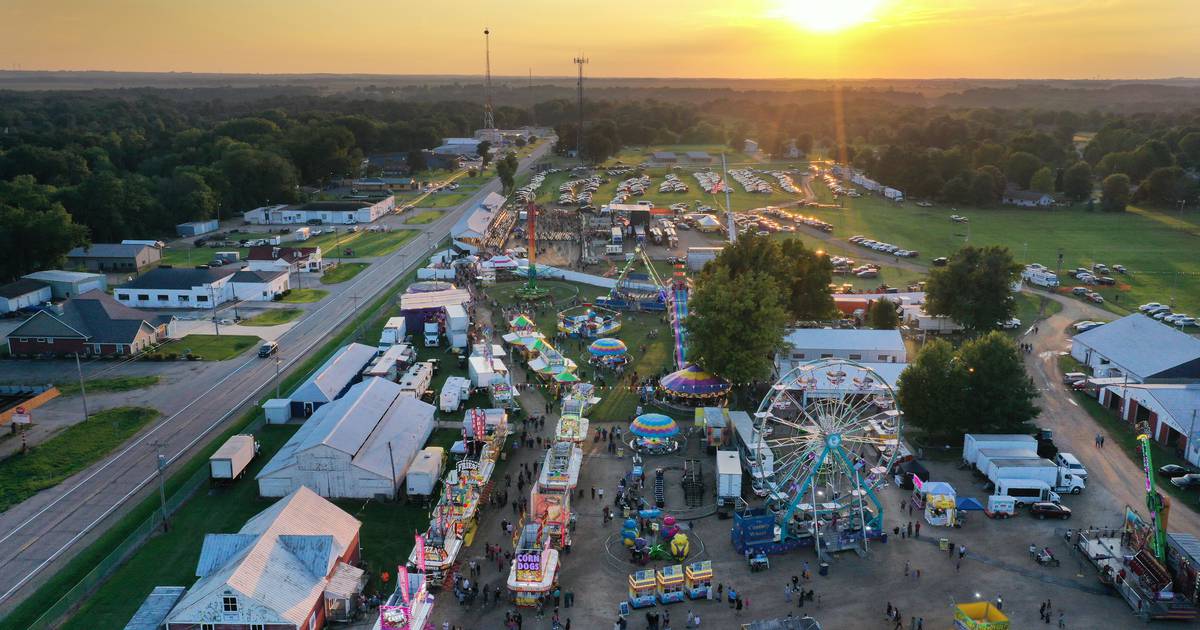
[1,0,1197,79]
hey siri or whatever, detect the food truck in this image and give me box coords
[656,564,686,604]
[684,560,713,599]
[628,570,657,608]
[507,524,561,607]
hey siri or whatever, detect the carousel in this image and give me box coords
[657,364,731,407]
[558,304,623,338]
[588,337,629,367]
[628,413,682,454]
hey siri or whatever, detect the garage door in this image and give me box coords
[258,477,294,497]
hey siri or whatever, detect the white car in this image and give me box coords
[1153,310,1173,320]
[1164,313,1190,324]
[1000,318,1022,330]
[1140,302,1165,312]
[1175,317,1197,327]
[1073,321,1104,332]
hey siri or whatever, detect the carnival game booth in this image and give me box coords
[508,524,561,607]
[539,442,583,493]
[555,392,591,443]
[656,564,687,604]
[375,570,433,630]
[911,477,958,527]
[696,407,731,451]
[954,602,1010,630]
[629,413,681,454]
[628,570,658,608]
[559,304,622,338]
[685,560,713,599]
[525,337,578,378]
[408,524,463,585]
[657,364,731,407]
[530,490,572,549]
[588,337,629,367]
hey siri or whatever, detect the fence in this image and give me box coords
[28,412,270,629]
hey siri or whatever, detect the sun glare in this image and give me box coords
[774,0,882,32]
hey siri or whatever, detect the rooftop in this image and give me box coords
[23,269,106,283]
[0,278,49,299]
[119,266,237,290]
[781,327,907,354]
[291,200,374,211]
[67,243,151,259]
[1073,313,1200,379]
[8,290,169,344]
[246,246,319,262]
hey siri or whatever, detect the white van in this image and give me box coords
[1055,453,1088,481]
[994,479,1061,507]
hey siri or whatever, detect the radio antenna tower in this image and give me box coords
[483,28,495,130]
[573,55,588,160]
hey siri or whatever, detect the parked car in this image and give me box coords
[1140,302,1165,312]
[1073,321,1104,332]
[258,341,279,358]
[932,257,949,267]
[1062,372,1087,385]
[1170,473,1200,489]
[1096,276,1116,286]
[1087,293,1105,304]
[1000,318,1021,330]
[1030,502,1072,520]
[1158,464,1195,479]
[1113,264,1127,274]
[1072,287,1088,296]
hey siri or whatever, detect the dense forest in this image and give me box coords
[2,86,1199,282]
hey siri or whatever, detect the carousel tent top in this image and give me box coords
[629,413,680,438]
[588,337,627,356]
[658,364,731,398]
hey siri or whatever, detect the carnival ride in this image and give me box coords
[516,201,550,300]
[655,261,731,406]
[587,337,628,366]
[595,246,670,312]
[555,387,591,442]
[558,304,622,338]
[752,358,900,555]
[628,413,682,454]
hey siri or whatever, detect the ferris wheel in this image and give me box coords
[753,358,902,539]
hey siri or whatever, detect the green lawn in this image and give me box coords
[56,376,159,397]
[159,334,260,360]
[321,262,370,284]
[405,210,444,225]
[239,308,303,327]
[305,229,418,258]
[278,288,328,303]
[1011,292,1064,334]
[0,407,159,513]
[160,232,280,266]
[805,180,1200,316]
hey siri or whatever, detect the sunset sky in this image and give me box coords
[1,0,1197,79]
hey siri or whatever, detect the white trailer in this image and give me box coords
[987,459,1084,494]
[446,304,469,334]
[973,447,1041,473]
[406,447,444,498]
[398,362,435,399]
[716,450,742,506]
[1022,267,1060,288]
[993,479,1061,506]
[440,376,472,412]
[210,434,259,482]
[379,317,407,347]
[962,434,1038,467]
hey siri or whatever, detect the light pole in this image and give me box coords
[74,352,90,420]
[152,442,170,532]
[209,286,220,335]
[274,355,283,399]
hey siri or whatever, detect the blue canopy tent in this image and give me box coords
[956,497,985,511]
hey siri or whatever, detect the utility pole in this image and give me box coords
[529,67,535,128]
[151,441,170,531]
[722,154,736,244]
[74,352,90,420]
[573,55,588,160]
[209,286,220,335]
[274,355,283,399]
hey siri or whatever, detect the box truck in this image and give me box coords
[993,479,1061,507]
[210,434,259,483]
[379,317,406,348]
[986,458,1085,494]
[716,450,742,506]
[973,447,1041,473]
[962,434,1039,467]
[406,447,444,499]
[1022,267,1060,288]
[294,227,311,241]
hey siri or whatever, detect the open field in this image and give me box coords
[403,209,444,224]
[159,334,259,360]
[320,262,369,284]
[277,288,328,303]
[56,375,160,397]
[806,180,1200,316]
[0,407,159,513]
[238,308,303,326]
[303,228,417,258]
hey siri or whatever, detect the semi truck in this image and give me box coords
[962,433,1039,467]
[716,450,742,507]
[986,458,1085,495]
[209,434,259,483]
[423,321,440,347]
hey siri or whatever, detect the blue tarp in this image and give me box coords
[957,497,985,511]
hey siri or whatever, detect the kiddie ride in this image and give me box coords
[557,304,622,338]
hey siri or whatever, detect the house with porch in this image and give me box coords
[5,290,170,357]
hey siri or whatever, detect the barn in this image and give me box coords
[288,342,377,418]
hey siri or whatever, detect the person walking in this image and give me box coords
[959,544,967,560]
[1057,612,1065,628]
[915,522,921,538]
[735,597,743,616]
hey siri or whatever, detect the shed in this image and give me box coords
[123,586,186,630]
[0,279,52,314]
[262,398,291,424]
[289,342,377,417]
[22,270,107,299]
[176,219,219,237]
[469,355,508,388]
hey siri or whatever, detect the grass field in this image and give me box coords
[278,288,328,303]
[0,407,159,513]
[1012,292,1064,333]
[160,233,281,266]
[805,180,1200,316]
[404,210,444,225]
[304,228,417,258]
[56,375,159,397]
[321,262,369,284]
[239,308,303,326]
[160,334,259,360]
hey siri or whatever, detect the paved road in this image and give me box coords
[0,141,552,613]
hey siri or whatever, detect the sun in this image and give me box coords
[773,0,883,32]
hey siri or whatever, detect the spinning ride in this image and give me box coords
[755,358,900,546]
[588,337,628,366]
[629,413,681,454]
[559,304,622,338]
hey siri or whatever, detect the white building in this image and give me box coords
[451,192,507,254]
[775,328,908,374]
[21,270,107,299]
[0,279,52,314]
[114,267,237,309]
[288,342,378,417]
[433,138,484,156]
[257,377,437,499]
[164,486,363,630]
[901,304,963,334]
[229,270,291,301]
[244,197,395,225]
[246,246,324,274]
[1070,314,1200,382]
[1098,382,1200,464]
[1001,187,1055,207]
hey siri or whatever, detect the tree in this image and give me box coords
[1062,161,1093,202]
[0,176,89,281]
[1180,132,1200,167]
[866,299,900,329]
[778,239,835,320]
[1137,166,1194,206]
[496,152,519,193]
[1004,151,1042,189]
[958,332,1040,434]
[285,124,359,184]
[939,174,971,204]
[582,129,617,164]
[969,170,997,206]
[158,169,218,225]
[514,136,527,148]
[406,150,427,174]
[895,339,970,442]
[477,141,492,167]
[687,265,788,384]
[925,245,1021,334]
[1101,173,1131,212]
[1029,166,1055,194]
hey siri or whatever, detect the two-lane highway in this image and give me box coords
[0,141,551,615]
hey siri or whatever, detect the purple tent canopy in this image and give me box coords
[657,364,731,398]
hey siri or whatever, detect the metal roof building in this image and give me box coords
[123,586,185,630]
[258,377,437,499]
[288,342,377,416]
[1071,314,1200,382]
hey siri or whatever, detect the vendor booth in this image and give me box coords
[911,477,957,527]
[684,560,713,599]
[656,564,686,604]
[954,602,1010,629]
[628,570,657,608]
[507,547,560,607]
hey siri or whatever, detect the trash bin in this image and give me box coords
[818,562,829,577]
[939,537,950,551]
[880,533,888,544]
